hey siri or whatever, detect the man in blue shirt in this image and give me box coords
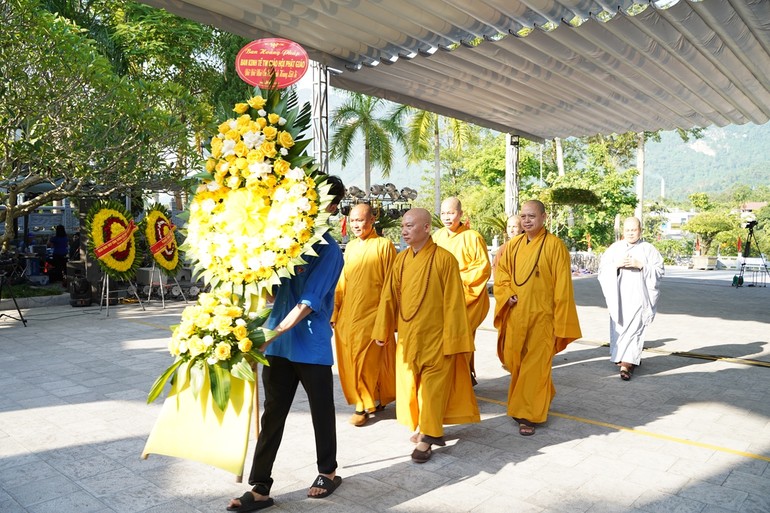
[228,176,345,512]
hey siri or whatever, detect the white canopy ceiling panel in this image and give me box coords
[139,0,770,140]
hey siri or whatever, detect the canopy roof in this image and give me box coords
[140,0,770,141]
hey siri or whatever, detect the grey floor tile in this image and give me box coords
[27,490,107,513]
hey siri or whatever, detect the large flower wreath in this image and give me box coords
[85,200,142,282]
[149,82,335,410]
[180,84,335,298]
[143,203,182,277]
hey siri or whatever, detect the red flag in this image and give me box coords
[737,236,742,253]
[341,215,347,237]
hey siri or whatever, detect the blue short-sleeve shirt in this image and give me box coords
[265,232,343,365]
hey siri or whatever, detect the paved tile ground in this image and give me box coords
[1,268,769,512]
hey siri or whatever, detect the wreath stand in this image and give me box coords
[99,273,145,317]
[145,261,188,308]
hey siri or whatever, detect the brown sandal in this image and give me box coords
[518,423,536,436]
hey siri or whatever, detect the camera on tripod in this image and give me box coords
[744,219,758,230]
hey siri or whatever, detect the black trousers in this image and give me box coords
[248,355,337,492]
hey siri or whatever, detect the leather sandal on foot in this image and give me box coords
[620,368,631,381]
[349,411,367,426]
[411,445,432,463]
[518,423,536,436]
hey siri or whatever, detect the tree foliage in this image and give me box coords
[0,0,204,247]
[682,210,738,255]
[329,92,404,191]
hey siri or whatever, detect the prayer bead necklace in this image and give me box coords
[511,232,548,287]
[397,246,436,322]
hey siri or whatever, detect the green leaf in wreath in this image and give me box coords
[247,349,270,367]
[247,307,272,329]
[189,359,206,400]
[147,358,185,404]
[250,326,276,346]
[208,362,232,412]
[230,354,256,382]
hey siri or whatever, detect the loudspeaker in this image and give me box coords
[69,277,92,307]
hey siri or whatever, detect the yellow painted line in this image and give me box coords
[475,394,770,463]
[575,339,770,368]
[127,319,173,331]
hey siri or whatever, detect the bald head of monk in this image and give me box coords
[623,216,642,244]
[440,197,463,232]
[520,200,547,239]
[350,203,376,239]
[402,208,433,252]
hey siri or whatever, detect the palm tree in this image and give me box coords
[398,108,471,213]
[330,92,404,192]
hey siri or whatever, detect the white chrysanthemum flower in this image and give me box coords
[290,183,309,197]
[260,250,277,268]
[206,181,221,192]
[258,109,267,117]
[201,198,217,213]
[275,236,293,250]
[280,147,289,156]
[202,335,214,347]
[222,139,236,157]
[248,161,272,178]
[242,130,263,149]
[286,167,305,180]
[279,117,287,125]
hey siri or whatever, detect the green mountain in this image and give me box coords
[644,122,770,201]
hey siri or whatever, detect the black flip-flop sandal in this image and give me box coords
[308,475,342,499]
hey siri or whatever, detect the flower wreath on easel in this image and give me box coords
[85,199,142,282]
[143,203,182,277]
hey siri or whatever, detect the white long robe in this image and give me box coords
[598,239,664,365]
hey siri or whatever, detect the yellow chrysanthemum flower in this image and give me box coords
[214,342,231,361]
[277,131,294,148]
[260,141,277,159]
[233,324,249,341]
[238,338,253,352]
[248,95,267,109]
[273,159,290,176]
[263,126,278,141]
[233,103,249,114]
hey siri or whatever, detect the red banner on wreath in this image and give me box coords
[235,38,308,88]
[149,223,176,255]
[94,220,138,259]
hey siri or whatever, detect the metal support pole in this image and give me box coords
[311,61,329,175]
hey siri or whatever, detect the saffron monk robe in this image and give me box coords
[373,208,480,463]
[432,196,491,385]
[332,203,397,427]
[493,200,581,437]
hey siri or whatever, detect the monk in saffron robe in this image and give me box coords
[333,203,397,426]
[493,200,581,436]
[373,208,479,463]
[598,216,664,381]
[432,197,491,382]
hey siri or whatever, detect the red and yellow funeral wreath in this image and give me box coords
[143,204,182,277]
[85,200,142,282]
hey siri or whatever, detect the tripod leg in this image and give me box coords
[0,275,27,327]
